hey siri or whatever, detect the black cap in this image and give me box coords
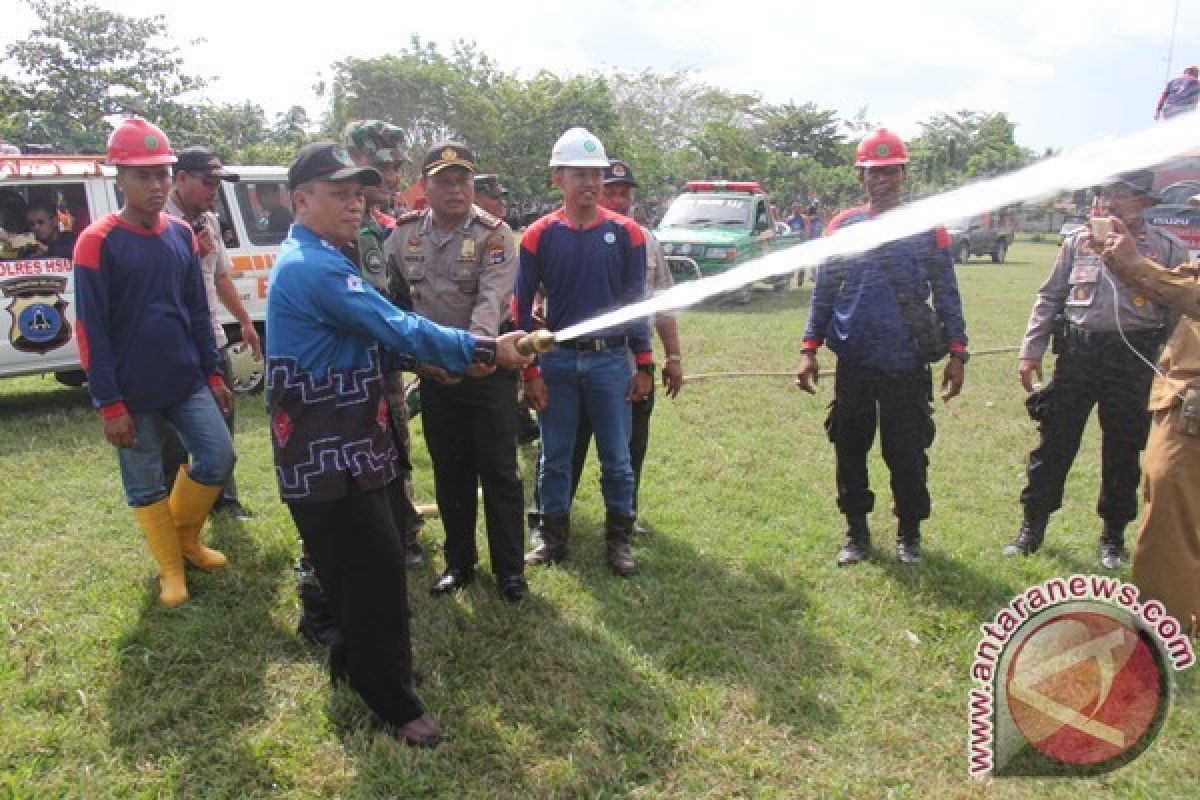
[473,174,508,197]
[603,159,638,187]
[287,142,382,190]
[1102,169,1162,202]
[422,142,477,176]
[176,146,240,181]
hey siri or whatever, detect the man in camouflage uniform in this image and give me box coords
[1009,169,1187,568]
[384,142,527,602]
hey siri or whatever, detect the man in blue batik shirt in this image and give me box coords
[267,142,531,748]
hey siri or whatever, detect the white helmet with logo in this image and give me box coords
[549,126,610,168]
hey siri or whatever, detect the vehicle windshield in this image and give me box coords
[660,194,753,228]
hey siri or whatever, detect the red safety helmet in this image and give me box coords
[106,117,177,167]
[855,129,909,168]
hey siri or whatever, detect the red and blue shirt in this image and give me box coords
[73,213,220,418]
[803,205,967,371]
[515,207,652,376]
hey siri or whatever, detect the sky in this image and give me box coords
[3,0,1199,154]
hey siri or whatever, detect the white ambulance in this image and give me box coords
[0,155,292,394]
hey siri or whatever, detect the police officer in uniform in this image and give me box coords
[1009,169,1187,568]
[384,142,527,602]
[473,174,508,220]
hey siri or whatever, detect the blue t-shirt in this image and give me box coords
[73,213,217,414]
[514,207,651,357]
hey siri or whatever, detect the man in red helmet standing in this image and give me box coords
[795,129,968,567]
[73,117,235,607]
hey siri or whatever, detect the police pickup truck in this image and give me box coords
[0,155,291,393]
[654,180,804,303]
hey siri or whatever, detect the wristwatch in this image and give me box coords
[949,351,970,364]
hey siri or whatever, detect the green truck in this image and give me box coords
[655,180,804,303]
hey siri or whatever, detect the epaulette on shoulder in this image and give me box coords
[474,208,503,230]
[395,209,424,225]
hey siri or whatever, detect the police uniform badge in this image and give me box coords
[459,239,476,261]
[485,233,506,266]
[2,274,71,354]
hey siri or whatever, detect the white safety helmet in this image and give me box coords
[548,126,610,168]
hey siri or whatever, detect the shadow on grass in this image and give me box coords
[321,511,841,799]
[0,382,89,415]
[105,514,300,796]
[876,546,1023,621]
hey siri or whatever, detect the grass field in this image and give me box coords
[0,238,1195,798]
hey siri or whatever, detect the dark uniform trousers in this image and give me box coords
[826,362,935,522]
[419,369,525,578]
[1020,328,1162,524]
[571,389,654,513]
[287,480,424,727]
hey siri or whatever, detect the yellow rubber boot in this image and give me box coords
[169,466,228,571]
[133,500,189,607]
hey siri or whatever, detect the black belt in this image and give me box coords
[1065,325,1165,345]
[558,335,628,352]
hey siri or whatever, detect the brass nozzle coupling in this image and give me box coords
[515,329,556,356]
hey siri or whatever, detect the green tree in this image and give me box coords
[4,0,207,152]
[906,110,1036,194]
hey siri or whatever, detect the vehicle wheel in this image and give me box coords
[54,369,87,388]
[225,338,265,394]
[770,273,790,291]
[956,242,970,264]
[794,268,806,288]
[730,286,752,305]
[991,239,1008,264]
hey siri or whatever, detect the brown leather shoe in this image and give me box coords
[392,712,442,748]
[525,512,569,565]
[605,513,638,576]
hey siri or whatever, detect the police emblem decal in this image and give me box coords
[2,275,72,355]
[613,164,626,177]
[442,147,457,162]
[876,143,890,157]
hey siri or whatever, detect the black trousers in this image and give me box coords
[571,390,654,514]
[287,480,423,727]
[162,351,239,503]
[419,370,524,578]
[826,362,935,522]
[1020,330,1159,524]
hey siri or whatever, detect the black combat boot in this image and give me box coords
[604,513,638,577]
[525,512,568,565]
[1003,513,1048,556]
[1099,520,1128,570]
[896,519,921,565]
[836,514,871,567]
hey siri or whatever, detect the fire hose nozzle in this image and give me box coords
[515,330,556,356]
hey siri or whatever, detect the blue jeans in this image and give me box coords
[538,348,634,517]
[117,385,235,507]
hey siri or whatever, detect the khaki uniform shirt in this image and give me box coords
[384,205,515,337]
[1020,226,1187,359]
[643,226,673,295]
[1106,256,1200,411]
[165,197,230,348]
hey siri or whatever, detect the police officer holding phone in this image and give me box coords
[1009,169,1187,568]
